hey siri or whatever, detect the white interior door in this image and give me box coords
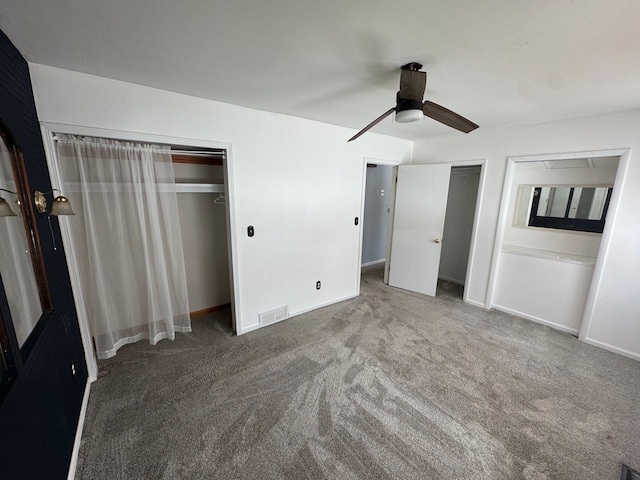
[388,164,451,296]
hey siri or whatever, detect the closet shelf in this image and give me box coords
[60,182,224,194]
[175,183,224,193]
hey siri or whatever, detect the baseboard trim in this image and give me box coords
[236,293,359,336]
[190,303,231,318]
[580,337,640,362]
[438,275,464,285]
[67,378,91,480]
[236,322,261,335]
[492,304,580,336]
[361,259,385,268]
[290,293,359,318]
[464,298,486,309]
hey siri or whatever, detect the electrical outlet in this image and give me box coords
[316,281,321,290]
[71,362,76,376]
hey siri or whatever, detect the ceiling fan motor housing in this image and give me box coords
[395,96,423,113]
[395,93,424,123]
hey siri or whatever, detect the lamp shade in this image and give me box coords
[0,197,17,217]
[395,109,424,123]
[50,195,75,216]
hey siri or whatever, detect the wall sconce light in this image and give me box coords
[0,188,18,217]
[33,189,75,252]
[34,189,75,216]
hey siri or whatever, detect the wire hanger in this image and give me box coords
[214,192,225,205]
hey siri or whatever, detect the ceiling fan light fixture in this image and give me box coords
[395,109,423,123]
[347,62,478,141]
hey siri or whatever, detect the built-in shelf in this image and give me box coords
[501,244,596,266]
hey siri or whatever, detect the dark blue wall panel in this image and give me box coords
[0,28,87,479]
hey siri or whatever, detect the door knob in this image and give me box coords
[434,238,441,243]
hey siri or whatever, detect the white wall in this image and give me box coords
[494,251,595,334]
[30,64,412,335]
[413,109,640,360]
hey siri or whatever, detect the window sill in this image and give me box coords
[501,244,597,266]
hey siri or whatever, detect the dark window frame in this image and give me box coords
[528,186,613,233]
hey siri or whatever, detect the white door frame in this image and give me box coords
[39,122,240,382]
[386,159,486,303]
[485,148,630,341]
[358,157,487,305]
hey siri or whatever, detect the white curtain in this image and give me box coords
[56,134,190,359]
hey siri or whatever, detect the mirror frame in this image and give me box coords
[0,275,21,395]
[0,121,52,313]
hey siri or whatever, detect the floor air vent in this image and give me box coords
[622,465,640,480]
[259,305,289,327]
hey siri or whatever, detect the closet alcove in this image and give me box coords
[172,148,231,318]
[41,127,235,377]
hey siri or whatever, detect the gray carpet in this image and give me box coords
[75,265,640,479]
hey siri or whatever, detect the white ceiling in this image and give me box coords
[1,0,640,141]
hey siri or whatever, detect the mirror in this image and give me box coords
[515,185,613,233]
[535,186,610,220]
[0,121,52,355]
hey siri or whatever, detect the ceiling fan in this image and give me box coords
[348,62,479,142]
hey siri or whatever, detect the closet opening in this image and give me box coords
[359,161,483,301]
[437,165,481,300]
[171,147,233,333]
[40,125,236,379]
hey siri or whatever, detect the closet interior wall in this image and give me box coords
[438,166,481,286]
[172,154,230,316]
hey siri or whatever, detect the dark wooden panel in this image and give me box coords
[172,153,223,165]
[0,27,87,479]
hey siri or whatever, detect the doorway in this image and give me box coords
[438,165,482,299]
[361,163,395,269]
[489,153,621,335]
[383,162,484,301]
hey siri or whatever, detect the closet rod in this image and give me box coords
[51,136,225,157]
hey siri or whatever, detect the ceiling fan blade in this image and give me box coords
[422,101,479,133]
[347,108,396,142]
[399,69,426,102]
